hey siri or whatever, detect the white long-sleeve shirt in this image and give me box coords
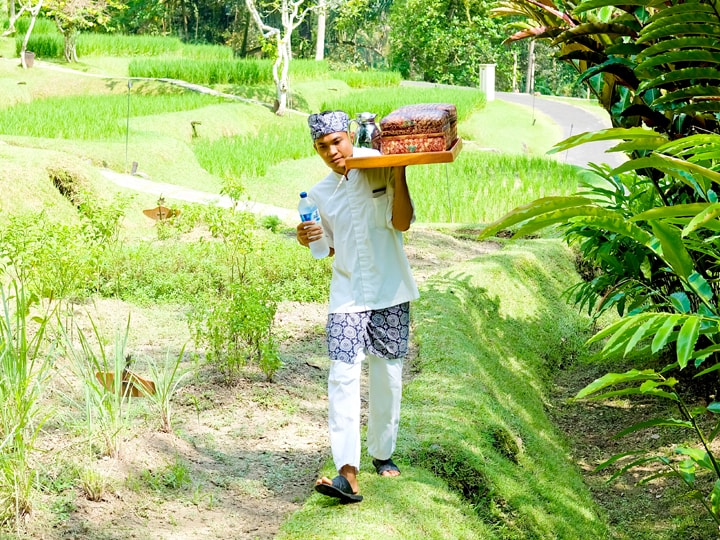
[310,147,420,314]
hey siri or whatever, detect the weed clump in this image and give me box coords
[47,165,89,208]
[409,441,490,506]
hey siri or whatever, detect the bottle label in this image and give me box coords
[300,209,320,223]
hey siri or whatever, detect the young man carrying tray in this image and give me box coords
[296,110,420,503]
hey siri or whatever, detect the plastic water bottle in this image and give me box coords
[298,192,330,259]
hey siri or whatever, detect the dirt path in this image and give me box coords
[99,168,297,223]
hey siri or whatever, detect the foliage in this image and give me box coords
[190,280,281,382]
[321,0,394,69]
[97,239,226,304]
[491,0,720,136]
[0,199,124,302]
[43,0,126,62]
[61,314,138,459]
[388,0,516,89]
[0,282,55,528]
[184,206,281,381]
[139,345,191,433]
[484,0,720,524]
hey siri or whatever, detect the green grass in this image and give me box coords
[408,151,581,223]
[0,88,226,139]
[279,240,609,539]
[461,99,563,156]
[320,86,486,121]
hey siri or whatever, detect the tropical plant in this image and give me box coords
[491,0,720,136]
[484,0,720,523]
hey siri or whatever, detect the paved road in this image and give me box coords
[495,91,625,168]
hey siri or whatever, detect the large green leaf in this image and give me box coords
[639,37,720,59]
[675,446,715,472]
[589,312,659,343]
[650,220,695,279]
[639,23,720,44]
[677,316,702,369]
[606,139,665,153]
[611,155,720,187]
[657,134,720,155]
[651,85,720,107]
[576,58,639,86]
[516,212,654,244]
[644,10,720,34]
[683,203,720,236]
[601,314,657,357]
[632,203,712,221]
[574,0,656,14]
[554,22,638,44]
[686,272,716,307]
[637,50,720,74]
[549,127,665,154]
[638,67,720,92]
[624,316,665,356]
[574,368,661,400]
[478,196,592,239]
[674,102,720,116]
[651,314,682,354]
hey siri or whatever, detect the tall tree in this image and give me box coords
[244,0,315,115]
[389,0,515,88]
[43,0,122,62]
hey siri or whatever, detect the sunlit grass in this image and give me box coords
[410,151,581,224]
[0,90,226,139]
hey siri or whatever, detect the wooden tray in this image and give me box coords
[345,138,462,169]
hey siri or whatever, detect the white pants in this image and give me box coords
[328,348,403,472]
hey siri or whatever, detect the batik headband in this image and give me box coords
[308,110,349,141]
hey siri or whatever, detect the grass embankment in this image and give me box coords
[279,240,610,539]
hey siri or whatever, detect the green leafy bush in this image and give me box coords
[485,0,720,525]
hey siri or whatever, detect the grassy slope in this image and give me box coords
[279,240,610,539]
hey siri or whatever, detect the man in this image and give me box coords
[296,110,420,504]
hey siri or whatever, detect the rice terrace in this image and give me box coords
[1,1,720,539]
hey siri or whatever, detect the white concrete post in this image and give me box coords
[478,63,496,101]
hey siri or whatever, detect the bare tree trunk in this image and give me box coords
[274,36,290,115]
[63,27,79,62]
[19,0,43,68]
[525,39,535,94]
[315,0,325,61]
[3,0,30,37]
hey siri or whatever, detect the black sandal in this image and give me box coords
[372,458,401,476]
[314,475,363,504]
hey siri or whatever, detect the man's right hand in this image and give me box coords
[296,221,323,247]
